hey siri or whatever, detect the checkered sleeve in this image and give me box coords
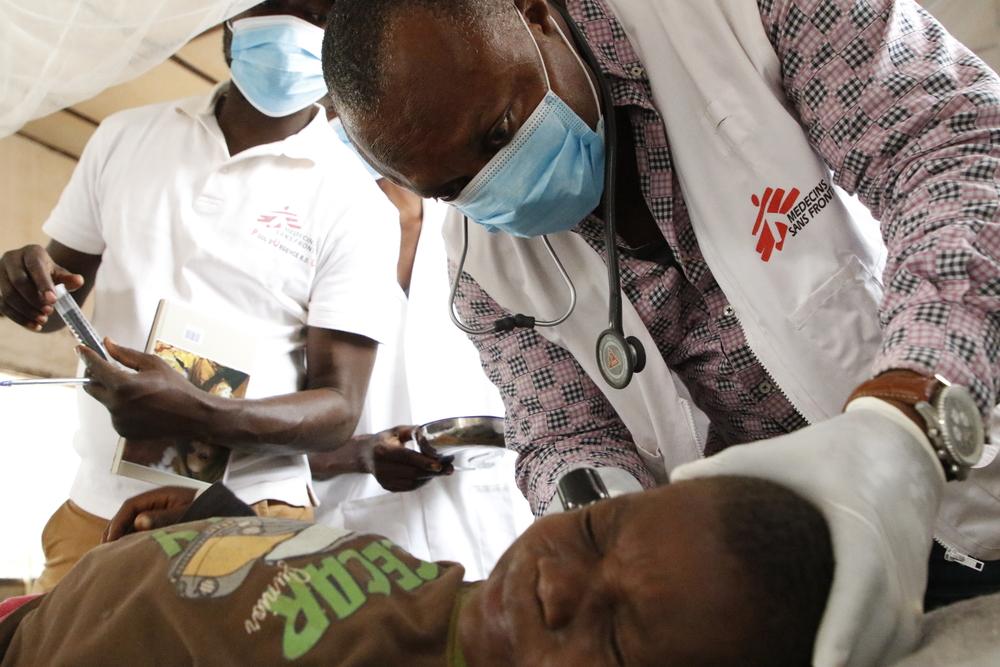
[448,262,656,514]
[758,0,1000,415]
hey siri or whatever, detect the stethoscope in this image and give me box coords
[449,4,646,390]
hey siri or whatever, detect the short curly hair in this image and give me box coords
[322,0,514,126]
[711,476,835,665]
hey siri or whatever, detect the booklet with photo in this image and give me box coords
[112,300,255,490]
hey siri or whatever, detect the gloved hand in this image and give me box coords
[671,403,945,667]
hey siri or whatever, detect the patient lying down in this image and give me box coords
[0,477,833,666]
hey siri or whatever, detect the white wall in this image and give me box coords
[923,0,1000,71]
[0,134,82,378]
[0,372,80,579]
[0,136,82,580]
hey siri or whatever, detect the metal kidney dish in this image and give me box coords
[415,415,505,448]
[413,416,506,471]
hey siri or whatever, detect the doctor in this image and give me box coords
[323,0,1000,663]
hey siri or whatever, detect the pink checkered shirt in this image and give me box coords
[451,0,1000,514]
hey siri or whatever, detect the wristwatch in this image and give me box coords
[847,370,985,481]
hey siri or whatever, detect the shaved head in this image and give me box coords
[322,0,601,201]
[323,0,516,130]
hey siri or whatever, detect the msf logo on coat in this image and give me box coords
[750,187,799,262]
[750,180,835,262]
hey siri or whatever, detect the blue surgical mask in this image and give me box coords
[450,13,604,237]
[330,117,383,179]
[229,15,327,118]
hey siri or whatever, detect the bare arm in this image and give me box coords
[309,425,453,492]
[377,179,423,294]
[309,437,368,478]
[207,326,377,453]
[81,325,377,455]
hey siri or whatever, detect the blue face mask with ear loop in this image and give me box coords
[449,11,605,237]
[228,14,328,118]
[330,117,383,179]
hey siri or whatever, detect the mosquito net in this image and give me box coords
[0,0,259,137]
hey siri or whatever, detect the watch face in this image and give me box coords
[938,385,985,465]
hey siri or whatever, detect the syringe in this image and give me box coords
[53,284,110,360]
[1,377,91,387]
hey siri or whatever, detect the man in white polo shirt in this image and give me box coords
[0,0,401,591]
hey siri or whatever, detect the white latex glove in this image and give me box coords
[671,402,945,667]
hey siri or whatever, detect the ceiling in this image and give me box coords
[15,27,227,162]
[10,2,1000,166]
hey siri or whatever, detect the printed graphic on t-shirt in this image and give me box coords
[250,205,317,268]
[149,518,443,660]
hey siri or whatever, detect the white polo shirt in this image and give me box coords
[43,85,402,519]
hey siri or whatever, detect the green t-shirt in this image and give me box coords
[1,517,472,666]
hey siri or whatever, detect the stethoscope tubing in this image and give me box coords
[449,216,577,335]
[448,4,627,345]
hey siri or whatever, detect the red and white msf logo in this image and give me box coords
[256,205,301,230]
[750,187,800,262]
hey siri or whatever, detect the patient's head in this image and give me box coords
[460,476,833,666]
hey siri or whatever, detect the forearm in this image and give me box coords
[197,387,363,455]
[84,328,376,454]
[873,227,1000,414]
[308,438,367,479]
[396,212,422,294]
[859,26,1000,414]
[376,178,423,293]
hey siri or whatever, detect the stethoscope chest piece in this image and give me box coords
[596,329,646,390]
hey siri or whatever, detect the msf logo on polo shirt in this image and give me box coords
[250,205,316,267]
[257,206,301,230]
[750,180,834,262]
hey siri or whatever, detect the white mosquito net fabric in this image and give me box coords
[0,0,260,137]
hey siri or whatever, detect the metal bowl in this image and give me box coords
[415,416,505,449]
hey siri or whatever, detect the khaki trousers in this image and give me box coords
[249,499,315,522]
[31,497,314,593]
[30,501,107,593]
